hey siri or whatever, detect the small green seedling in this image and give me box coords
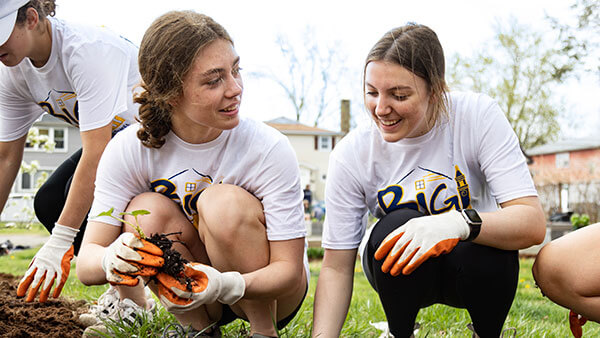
[95,207,151,239]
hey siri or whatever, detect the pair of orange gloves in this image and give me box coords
[101,232,246,313]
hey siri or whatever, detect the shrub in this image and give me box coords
[570,213,590,230]
[307,247,324,259]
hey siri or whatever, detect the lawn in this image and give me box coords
[0,244,597,337]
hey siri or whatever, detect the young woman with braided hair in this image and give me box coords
[76,10,308,338]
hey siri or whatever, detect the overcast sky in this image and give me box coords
[55,0,599,138]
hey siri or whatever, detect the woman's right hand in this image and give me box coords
[156,262,246,314]
[101,232,164,286]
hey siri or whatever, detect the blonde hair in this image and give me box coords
[364,23,449,128]
[134,11,233,148]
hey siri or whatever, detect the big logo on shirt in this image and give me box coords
[150,168,217,222]
[38,89,127,132]
[38,89,80,126]
[377,165,471,215]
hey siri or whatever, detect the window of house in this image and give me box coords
[318,136,332,151]
[25,127,67,152]
[20,170,52,192]
[560,183,569,212]
[555,152,570,168]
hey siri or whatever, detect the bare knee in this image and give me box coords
[124,192,184,236]
[534,241,574,300]
[196,184,265,244]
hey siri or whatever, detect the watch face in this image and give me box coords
[464,209,482,223]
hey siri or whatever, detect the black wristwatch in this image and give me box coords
[460,209,482,241]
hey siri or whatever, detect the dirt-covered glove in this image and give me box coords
[156,262,245,314]
[101,232,164,286]
[17,223,78,302]
[569,310,587,338]
[374,210,469,275]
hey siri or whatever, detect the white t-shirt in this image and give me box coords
[91,117,306,242]
[0,17,140,141]
[322,91,538,250]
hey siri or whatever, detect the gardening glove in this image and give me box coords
[101,232,164,286]
[374,210,469,275]
[569,310,587,338]
[156,262,245,314]
[17,223,78,303]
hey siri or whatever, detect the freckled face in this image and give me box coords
[0,24,32,67]
[171,39,243,144]
[365,61,433,142]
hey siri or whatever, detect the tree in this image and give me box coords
[549,0,599,76]
[448,17,576,150]
[256,27,349,127]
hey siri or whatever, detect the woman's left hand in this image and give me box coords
[374,210,469,275]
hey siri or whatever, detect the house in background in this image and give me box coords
[527,137,600,223]
[265,100,352,203]
[2,114,81,222]
[266,117,345,202]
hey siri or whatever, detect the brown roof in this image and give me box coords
[265,116,342,136]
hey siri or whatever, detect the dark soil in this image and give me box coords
[146,233,196,291]
[0,272,88,337]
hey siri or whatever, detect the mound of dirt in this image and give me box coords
[0,272,89,337]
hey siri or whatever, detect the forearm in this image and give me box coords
[241,259,305,300]
[313,249,356,338]
[0,137,26,213]
[57,124,111,229]
[76,220,121,285]
[75,242,109,285]
[475,197,546,250]
[0,158,22,212]
[55,153,97,229]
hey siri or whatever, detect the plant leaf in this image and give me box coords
[94,207,115,218]
[131,209,151,216]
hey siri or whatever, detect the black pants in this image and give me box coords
[363,209,519,338]
[34,149,87,255]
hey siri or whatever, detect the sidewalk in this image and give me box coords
[0,234,49,249]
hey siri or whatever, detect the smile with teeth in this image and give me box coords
[221,105,238,112]
[379,118,400,126]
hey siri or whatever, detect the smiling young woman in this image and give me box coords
[313,23,546,338]
[75,11,308,338]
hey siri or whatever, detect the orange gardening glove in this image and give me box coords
[374,210,470,275]
[569,310,588,338]
[101,232,164,286]
[17,223,78,302]
[156,262,245,314]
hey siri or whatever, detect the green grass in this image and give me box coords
[0,222,49,235]
[1,247,598,337]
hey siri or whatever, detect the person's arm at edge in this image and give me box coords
[55,124,112,230]
[76,219,122,285]
[0,135,26,214]
[313,248,357,338]
[475,196,546,250]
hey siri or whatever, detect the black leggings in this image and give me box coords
[363,208,519,338]
[34,148,88,255]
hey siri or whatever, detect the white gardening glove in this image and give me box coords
[101,232,164,286]
[17,223,78,302]
[156,262,245,314]
[374,210,469,275]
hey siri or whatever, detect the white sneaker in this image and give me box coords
[79,286,155,327]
